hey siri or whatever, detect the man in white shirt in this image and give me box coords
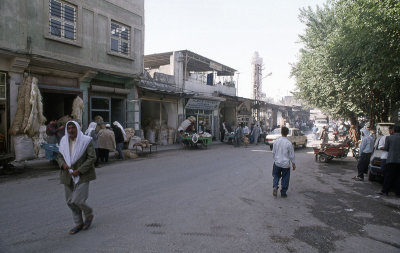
[272,126,296,197]
[353,130,374,181]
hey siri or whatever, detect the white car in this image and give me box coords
[264,128,307,150]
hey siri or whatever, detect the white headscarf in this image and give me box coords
[113,121,127,141]
[59,120,92,168]
[85,122,97,135]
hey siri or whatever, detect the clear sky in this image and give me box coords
[144,0,327,100]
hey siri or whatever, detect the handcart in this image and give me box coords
[41,143,59,161]
[182,135,212,149]
[313,143,350,163]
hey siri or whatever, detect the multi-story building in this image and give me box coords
[143,50,237,139]
[0,0,144,152]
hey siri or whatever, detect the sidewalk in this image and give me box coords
[1,140,224,177]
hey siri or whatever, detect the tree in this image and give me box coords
[292,0,400,124]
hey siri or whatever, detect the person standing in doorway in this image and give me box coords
[272,126,296,198]
[46,120,58,144]
[57,121,96,235]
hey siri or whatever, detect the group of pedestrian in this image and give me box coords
[231,122,262,147]
[85,121,126,164]
[378,125,400,197]
[351,123,400,197]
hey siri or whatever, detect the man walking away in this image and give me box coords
[353,130,374,181]
[97,124,116,163]
[272,126,296,198]
[382,125,400,197]
[57,121,96,235]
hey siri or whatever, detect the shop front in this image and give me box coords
[89,78,132,127]
[34,74,82,131]
[184,97,223,137]
[237,100,252,127]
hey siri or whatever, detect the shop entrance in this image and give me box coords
[185,109,213,135]
[90,96,125,125]
[41,92,76,123]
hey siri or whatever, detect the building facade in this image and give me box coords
[0,0,144,152]
[143,50,237,142]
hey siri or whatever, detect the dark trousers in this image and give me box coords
[382,163,400,195]
[220,131,225,142]
[272,163,291,194]
[98,148,109,162]
[95,148,100,166]
[357,152,372,178]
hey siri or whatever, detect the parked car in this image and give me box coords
[264,128,307,150]
[367,122,395,181]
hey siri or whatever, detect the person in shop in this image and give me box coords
[97,124,116,163]
[56,115,73,144]
[112,122,125,160]
[85,122,99,167]
[57,120,96,235]
[198,121,205,134]
[46,120,59,144]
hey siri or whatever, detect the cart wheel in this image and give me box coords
[319,155,328,163]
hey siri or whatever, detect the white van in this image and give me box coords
[314,119,329,130]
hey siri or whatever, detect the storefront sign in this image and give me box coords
[186,98,220,110]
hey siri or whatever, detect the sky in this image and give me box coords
[144,0,327,100]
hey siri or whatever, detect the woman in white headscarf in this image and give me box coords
[57,121,96,234]
[113,121,127,141]
[85,122,99,167]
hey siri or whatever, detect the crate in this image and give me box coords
[41,143,59,161]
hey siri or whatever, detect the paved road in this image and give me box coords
[1,143,399,252]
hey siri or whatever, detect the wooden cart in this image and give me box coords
[313,143,350,163]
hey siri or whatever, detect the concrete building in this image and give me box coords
[0,0,144,152]
[143,50,237,141]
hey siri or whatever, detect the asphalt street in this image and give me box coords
[0,141,399,253]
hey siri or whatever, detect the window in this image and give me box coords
[0,72,6,100]
[90,97,111,123]
[49,0,76,40]
[110,21,130,55]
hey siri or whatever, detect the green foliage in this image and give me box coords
[292,0,400,123]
